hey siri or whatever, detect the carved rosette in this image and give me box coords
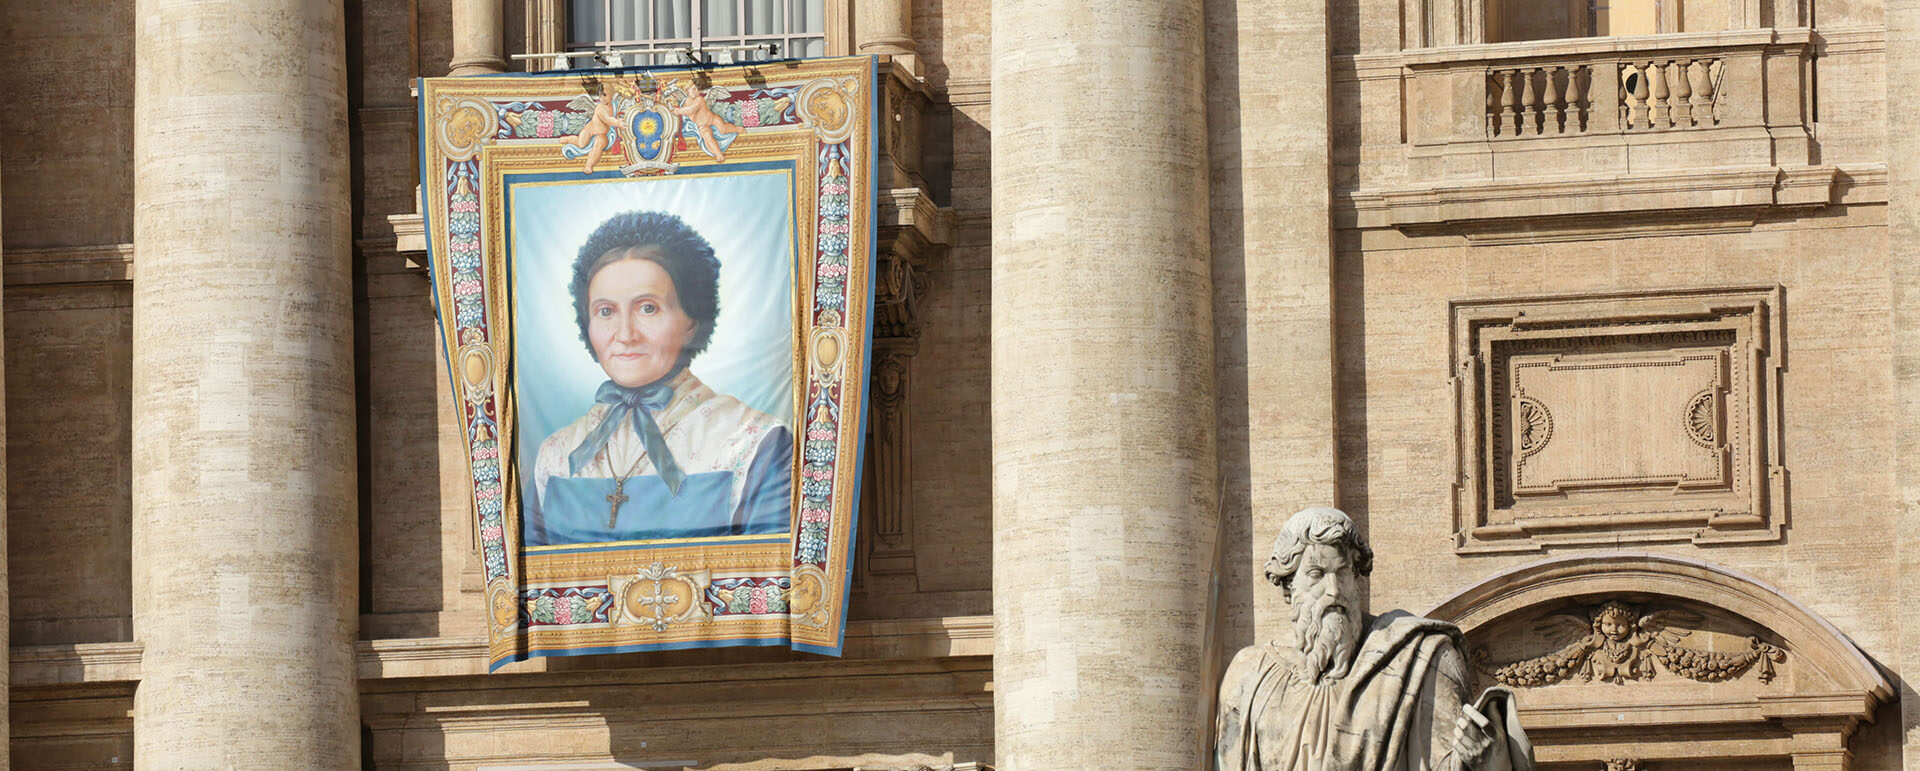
[1516,394,1553,457]
[1685,388,1718,448]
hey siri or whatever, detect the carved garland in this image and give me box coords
[1486,601,1786,688]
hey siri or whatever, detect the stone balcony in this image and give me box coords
[1405,28,1813,180]
[1336,27,1885,243]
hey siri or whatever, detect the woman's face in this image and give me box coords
[586,252,697,388]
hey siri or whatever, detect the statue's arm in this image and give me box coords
[1425,643,1475,770]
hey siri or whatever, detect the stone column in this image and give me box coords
[990,0,1217,768]
[132,1,359,768]
[858,0,917,75]
[450,0,507,76]
[1892,0,1920,765]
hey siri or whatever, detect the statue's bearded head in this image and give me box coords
[1265,507,1375,685]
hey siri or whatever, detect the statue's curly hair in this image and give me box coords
[569,210,721,366]
[1263,506,1375,593]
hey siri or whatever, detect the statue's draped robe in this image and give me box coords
[1216,611,1532,771]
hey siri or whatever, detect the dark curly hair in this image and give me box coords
[569,211,721,367]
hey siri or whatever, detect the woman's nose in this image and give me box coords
[615,310,643,342]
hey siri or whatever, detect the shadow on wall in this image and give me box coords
[1203,0,1374,664]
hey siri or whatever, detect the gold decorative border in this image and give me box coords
[416,56,875,667]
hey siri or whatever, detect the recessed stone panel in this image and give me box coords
[1450,286,1785,552]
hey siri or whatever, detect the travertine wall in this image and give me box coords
[0,0,1911,766]
[1315,0,1905,765]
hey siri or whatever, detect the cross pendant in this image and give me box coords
[606,478,629,528]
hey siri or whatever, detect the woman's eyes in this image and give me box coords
[593,302,660,317]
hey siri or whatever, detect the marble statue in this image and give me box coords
[1215,507,1535,771]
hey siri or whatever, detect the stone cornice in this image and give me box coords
[10,641,144,688]
[11,615,993,687]
[2,243,134,287]
[1336,164,1876,243]
[360,614,993,679]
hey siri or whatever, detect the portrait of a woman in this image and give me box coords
[526,210,793,546]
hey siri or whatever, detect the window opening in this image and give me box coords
[568,0,828,65]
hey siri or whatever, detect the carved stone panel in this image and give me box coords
[1450,287,1785,552]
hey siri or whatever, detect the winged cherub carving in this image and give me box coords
[1487,601,1786,687]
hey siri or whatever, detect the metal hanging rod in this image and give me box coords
[510,42,782,70]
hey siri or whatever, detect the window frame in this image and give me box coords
[548,0,848,67]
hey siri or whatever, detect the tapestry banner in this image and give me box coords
[416,57,874,669]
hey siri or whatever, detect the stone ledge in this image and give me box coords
[1337,164,1868,243]
[11,641,144,687]
[2,243,134,287]
[1399,27,1811,67]
[1336,26,1873,79]
[11,615,992,686]
[357,614,993,680]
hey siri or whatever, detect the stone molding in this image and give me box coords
[1429,553,1891,770]
[1448,286,1786,552]
[1340,165,1846,244]
[9,641,143,688]
[9,615,991,686]
[1,243,133,287]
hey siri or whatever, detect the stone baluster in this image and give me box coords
[1485,71,1500,136]
[1501,68,1521,136]
[1698,59,1722,124]
[1567,64,1588,132]
[1521,67,1541,134]
[1624,62,1651,129]
[1545,66,1565,133]
[1649,59,1671,127]
[1670,59,1694,126]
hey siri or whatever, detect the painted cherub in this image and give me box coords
[664,78,743,162]
[561,79,622,174]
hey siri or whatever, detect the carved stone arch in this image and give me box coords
[1427,553,1891,771]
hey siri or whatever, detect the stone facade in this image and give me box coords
[0,0,1911,768]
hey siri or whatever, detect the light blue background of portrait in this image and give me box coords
[510,170,797,508]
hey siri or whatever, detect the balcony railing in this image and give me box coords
[1404,29,1811,180]
[1485,57,1728,138]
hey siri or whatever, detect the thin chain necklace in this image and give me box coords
[601,431,649,529]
